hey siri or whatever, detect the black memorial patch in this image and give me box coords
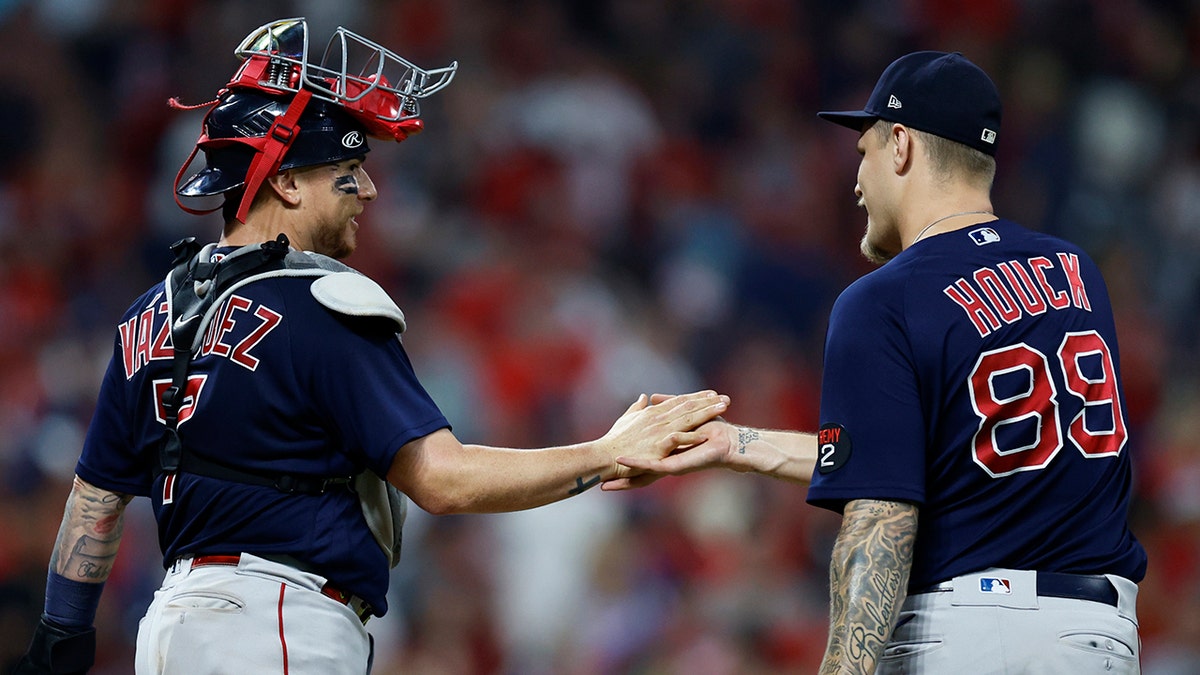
[816,423,852,474]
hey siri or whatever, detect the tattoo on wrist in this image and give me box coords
[736,427,759,455]
[568,475,601,496]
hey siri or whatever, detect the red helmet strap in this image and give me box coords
[234,88,314,223]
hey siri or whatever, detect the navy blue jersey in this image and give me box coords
[75,248,449,614]
[807,219,1147,590]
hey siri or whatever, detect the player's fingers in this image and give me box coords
[669,429,709,448]
[601,477,641,491]
[600,478,631,491]
[618,438,722,474]
[617,452,693,474]
[623,393,650,415]
[615,455,659,470]
[662,394,728,430]
[601,474,663,491]
[654,390,720,407]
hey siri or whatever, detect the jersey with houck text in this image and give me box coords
[807,219,1147,589]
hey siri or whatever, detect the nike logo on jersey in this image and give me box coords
[943,252,1092,338]
[173,314,199,330]
[120,294,284,377]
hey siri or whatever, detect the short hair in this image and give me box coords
[913,128,995,189]
[870,120,996,189]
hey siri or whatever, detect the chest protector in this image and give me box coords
[158,234,408,567]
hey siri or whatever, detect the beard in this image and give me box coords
[856,198,896,266]
[860,234,893,265]
[859,221,901,266]
[310,219,355,259]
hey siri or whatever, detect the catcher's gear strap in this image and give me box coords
[157,233,353,491]
[235,88,313,223]
[156,235,408,566]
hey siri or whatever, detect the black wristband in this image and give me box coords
[13,617,96,675]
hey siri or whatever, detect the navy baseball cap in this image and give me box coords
[818,51,1002,156]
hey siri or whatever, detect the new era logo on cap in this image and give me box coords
[888,95,902,109]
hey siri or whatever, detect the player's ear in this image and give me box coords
[891,124,913,173]
[265,169,303,206]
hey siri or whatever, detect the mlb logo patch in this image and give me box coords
[969,227,1001,245]
[979,577,1012,594]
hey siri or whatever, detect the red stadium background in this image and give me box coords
[0,1,1196,672]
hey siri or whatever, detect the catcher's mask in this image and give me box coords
[172,17,457,223]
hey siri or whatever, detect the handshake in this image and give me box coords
[595,390,815,491]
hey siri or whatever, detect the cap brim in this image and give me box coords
[816,110,877,131]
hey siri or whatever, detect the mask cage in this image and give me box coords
[230,18,457,138]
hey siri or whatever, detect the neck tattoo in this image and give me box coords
[911,210,992,245]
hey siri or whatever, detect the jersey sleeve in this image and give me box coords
[292,306,449,479]
[806,271,927,513]
[75,330,153,496]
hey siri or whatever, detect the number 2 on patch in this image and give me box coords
[819,444,836,468]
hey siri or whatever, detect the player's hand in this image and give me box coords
[601,418,741,491]
[599,390,729,481]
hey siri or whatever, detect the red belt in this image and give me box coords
[190,554,374,623]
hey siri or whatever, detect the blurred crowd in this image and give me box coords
[0,0,1198,673]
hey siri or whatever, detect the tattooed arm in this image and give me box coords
[14,476,131,672]
[603,422,819,489]
[820,498,918,675]
[50,476,134,584]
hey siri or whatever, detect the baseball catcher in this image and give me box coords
[16,18,729,674]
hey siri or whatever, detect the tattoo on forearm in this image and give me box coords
[568,475,601,496]
[50,478,132,582]
[821,499,917,675]
[71,537,118,579]
[736,427,759,455]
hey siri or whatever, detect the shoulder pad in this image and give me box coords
[310,272,406,334]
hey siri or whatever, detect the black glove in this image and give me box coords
[12,617,95,674]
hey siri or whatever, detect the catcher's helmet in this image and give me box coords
[177,90,372,198]
[172,17,456,222]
